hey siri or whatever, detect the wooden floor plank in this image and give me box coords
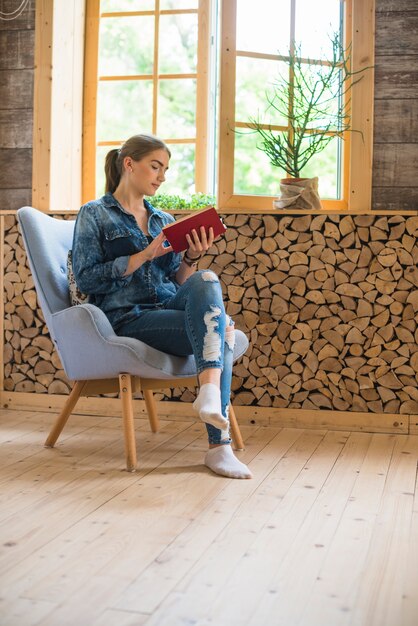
[0,421,203,585]
[30,575,147,626]
[113,426,300,614]
[0,421,204,623]
[296,433,398,626]
[0,415,140,487]
[92,608,149,626]
[0,421,252,618]
[0,410,57,444]
[0,418,192,524]
[2,409,418,626]
[144,429,339,626]
[350,436,418,626]
[245,431,372,626]
[0,417,189,516]
[0,411,116,473]
[207,430,352,626]
[0,596,57,626]
[403,462,418,626]
[19,425,264,609]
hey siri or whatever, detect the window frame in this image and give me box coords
[82,0,211,203]
[217,0,375,212]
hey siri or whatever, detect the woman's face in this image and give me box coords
[126,149,170,196]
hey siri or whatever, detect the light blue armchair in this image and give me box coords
[17,207,248,471]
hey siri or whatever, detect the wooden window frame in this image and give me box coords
[217,0,375,213]
[82,0,210,203]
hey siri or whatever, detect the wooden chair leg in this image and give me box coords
[119,373,137,472]
[143,388,160,433]
[44,380,86,448]
[229,404,244,451]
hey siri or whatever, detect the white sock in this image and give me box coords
[193,383,228,429]
[205,445,253,479]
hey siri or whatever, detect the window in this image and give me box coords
[217,0,374,211]
[83,0,212,201]
[82,0,374,211]
[220,0,345,203]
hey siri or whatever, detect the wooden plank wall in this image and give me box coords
[0,2,417,211]
[372,0,418,211]
[0,0,35,211]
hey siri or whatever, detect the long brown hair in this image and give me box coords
[104,134,171,193]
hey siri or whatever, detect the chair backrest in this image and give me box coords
[17,207,75,329]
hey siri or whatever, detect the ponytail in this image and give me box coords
[104,149,122,193]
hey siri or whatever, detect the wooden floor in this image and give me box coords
[1,408,418,626]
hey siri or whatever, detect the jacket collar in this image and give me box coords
[102,192,167,221]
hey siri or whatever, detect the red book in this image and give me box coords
[162,206,227,253]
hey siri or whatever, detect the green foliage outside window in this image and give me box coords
[148,193,216,211]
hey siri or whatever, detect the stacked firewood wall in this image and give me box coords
[3,213,418,414]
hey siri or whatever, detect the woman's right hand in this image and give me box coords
[143,232,173,261]
[124,232,173,276]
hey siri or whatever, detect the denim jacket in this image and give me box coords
[72,192,182,330]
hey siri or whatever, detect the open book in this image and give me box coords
[162,206,227,253]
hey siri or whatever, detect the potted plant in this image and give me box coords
[248,32,369,210]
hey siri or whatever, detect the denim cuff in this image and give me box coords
[111,256,131,281]
[207,436,232,446]
[206,422,231,445]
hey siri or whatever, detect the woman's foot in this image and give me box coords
[193,383,228,429]
[204,445,253,479]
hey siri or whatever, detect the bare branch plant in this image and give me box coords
[248,33,369,178]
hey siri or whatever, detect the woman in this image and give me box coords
[72,133,252,479]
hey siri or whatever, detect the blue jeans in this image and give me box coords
[116,270,234,445]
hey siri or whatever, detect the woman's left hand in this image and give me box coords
[185,226,214,258]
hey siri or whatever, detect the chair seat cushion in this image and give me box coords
[67,250,89,306]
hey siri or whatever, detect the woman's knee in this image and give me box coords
[188,269,223,298]
[199,269,219,283]
[190,269,220,287]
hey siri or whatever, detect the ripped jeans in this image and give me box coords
[115,270,234,445]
